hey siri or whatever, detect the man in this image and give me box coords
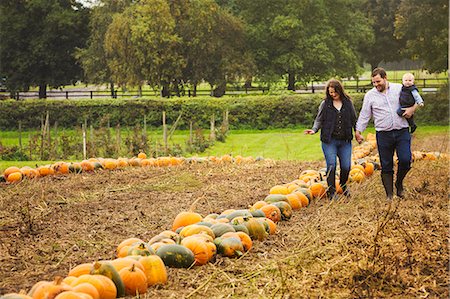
[355,68,418,200]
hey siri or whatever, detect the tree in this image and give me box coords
[0,0,89,98]
[395,0,449,73]
[233,0,372,89]
[76,0,132,96]
[359,0,406,71]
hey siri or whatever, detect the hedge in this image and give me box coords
[0,91,447,130]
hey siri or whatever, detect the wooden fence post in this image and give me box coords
[53,121,58,160]
[210,114,216,141]
[162,111,168,154]
[18,121,22,153]
[89,123,94,158]
[82,120,87,160]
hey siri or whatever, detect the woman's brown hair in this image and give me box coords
[325,79,351,102]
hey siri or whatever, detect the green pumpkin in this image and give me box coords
[264,194,288,203]
[271,201,293,220]
[210,223,236,237]
[127,242,155,256]
[156,244,195,268]
[244,218,268,241]
[231,223,250,235]
[214,237,244,258]
[196,221,214,227]
[250,209,266,218]
[225,209,253,221]
[0,175,5,183]
[91,261,126,297]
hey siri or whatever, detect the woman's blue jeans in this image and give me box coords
[321,138,352,195]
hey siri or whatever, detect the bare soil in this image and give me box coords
[0,134,448,298]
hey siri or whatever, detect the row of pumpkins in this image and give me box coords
[0,153,265,184]
[2,135,447,299]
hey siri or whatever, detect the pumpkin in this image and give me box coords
[28,277,71,299]
[349,168,365,183]
[285,193,302,210]
[181,236,213,265]
[264,194,288,203]
[224,209,253,221]
[53,291,92,299]
[80,161,95,172]
[309,182,327,198]
[6,171,22,183]
[260,205,282,223]
[258,218,277,235]
[71,283,100,299]
[214,237,244,257]
[37,165,54,177]
[70,274,116,299]
[269,185,289,195]
[68,263,93,277]
[158,230,181,243]
[250,201,268,210]
[118,264,147,296]
[294,187,313,201]
[249,209,266,218]
[117,158,129,168]
[127,242,155,256]
[21,166,40,179]
[69,163,83,174]
[3,166,21,179]
[137,152,147,159]
[231,223,250,235]
[210,223,236,237]
[150,240,176,252]
[90,261,125,298]
[110,257,145,273]
[156,244,195,268]
[172,211,203,231]
[294,192,309,207]
[179,224,215,239]
[271,201,293,220]
[243,218,268,241]
[364,162,375,176]
[137,255,167,286]
[222,232,252,252]
[103,159,118,170]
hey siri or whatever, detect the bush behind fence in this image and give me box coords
[0,92,447,131]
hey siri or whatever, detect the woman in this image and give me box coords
[304,79,357,199]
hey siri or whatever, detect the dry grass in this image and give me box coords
[0,135,448,298]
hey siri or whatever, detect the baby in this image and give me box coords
[397,73,424,133]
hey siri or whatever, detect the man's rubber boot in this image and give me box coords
[381,173,394,200]
[395,168,410,198]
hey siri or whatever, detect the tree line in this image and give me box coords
[0,0,448,98]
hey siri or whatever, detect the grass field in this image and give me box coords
[0,126,447,173]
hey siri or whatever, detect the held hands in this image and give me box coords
[355,131,364,144]
[304,129,315,135]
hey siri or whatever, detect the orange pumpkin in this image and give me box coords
[260,204,282,223]
[70,274,116,299]
[138,255,168,286]
[364,162,374,176]
[137,152,147,159]
[309,182,327,198]
[294,192,309,207]
[37,165,54,177]
[68,263,93,277]
[250,201,268,210]
[53,291,92,299]
[118,264,148,296]
[72,283,100,299]
[172,211,202,231]
[3,166,21,179]
[21,166,39,179]
[180,236,212,265]
[285,193,302,210]
[110,257,145,273]
[116,237,144,257]
[6,171,22,183]
[222,232,252,252]
[28,277,71,299]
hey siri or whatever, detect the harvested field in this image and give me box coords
[0,134,448,298]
